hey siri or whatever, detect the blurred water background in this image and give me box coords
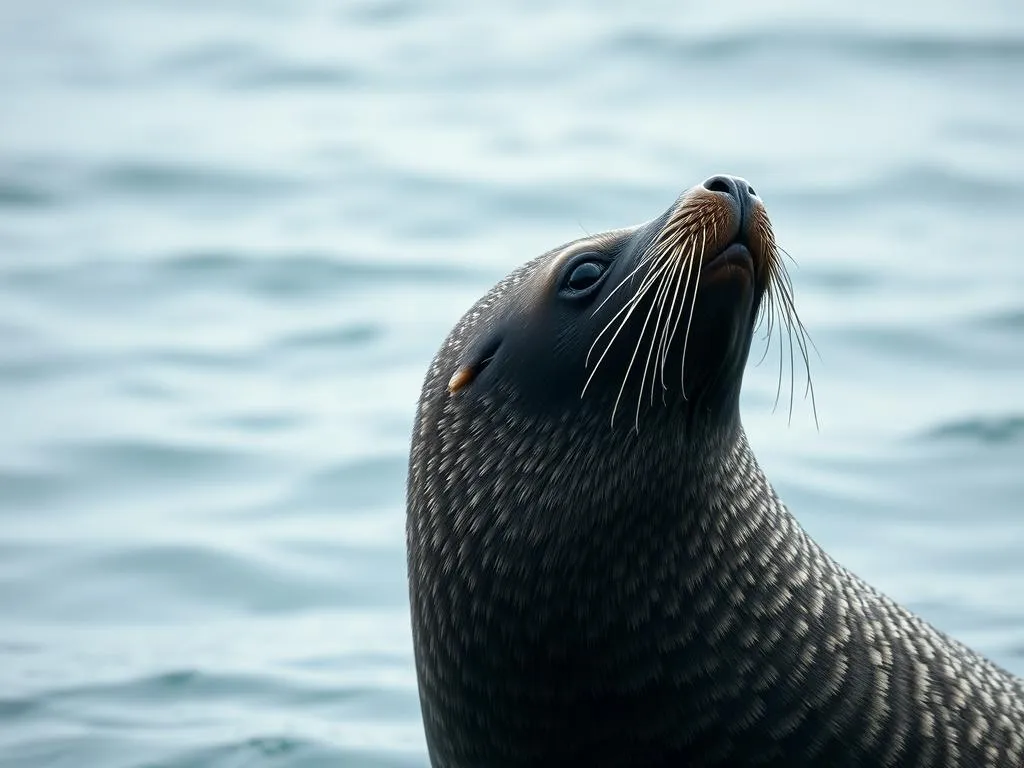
[1,1,1023,765]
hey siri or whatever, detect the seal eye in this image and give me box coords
[561,256,609,298]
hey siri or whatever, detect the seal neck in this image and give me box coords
[411,404,1024,765]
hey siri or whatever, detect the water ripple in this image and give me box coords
[605,27,1024,63]
[927,415,1024,445]
[91,162,306,200]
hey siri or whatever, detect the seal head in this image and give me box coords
[442,175,779,426]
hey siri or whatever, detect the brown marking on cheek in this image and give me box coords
[447,366,476,394]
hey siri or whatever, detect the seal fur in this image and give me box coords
[406,175,1024,767]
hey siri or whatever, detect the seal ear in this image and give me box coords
[448,332,503,394]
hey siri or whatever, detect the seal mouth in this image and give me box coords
[704,241,754,274]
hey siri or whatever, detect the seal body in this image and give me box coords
[406,176,1024,767]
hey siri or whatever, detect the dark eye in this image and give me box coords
[563,259,607,295]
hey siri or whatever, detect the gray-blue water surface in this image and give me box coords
[2,1,1023,765]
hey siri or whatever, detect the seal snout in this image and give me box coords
[689,174,772,277]
[701,174,758,236]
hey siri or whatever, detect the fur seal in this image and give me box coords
[406,175,1024,767]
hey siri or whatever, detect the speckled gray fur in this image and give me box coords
[407,227,1024,767]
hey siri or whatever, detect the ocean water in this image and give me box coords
[2,1,1023,765]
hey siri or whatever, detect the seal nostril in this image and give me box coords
[704,177,734,195]
[702,175,758,203]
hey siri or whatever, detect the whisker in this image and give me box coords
[612,257,677,428]
[587,209,702,324]
[582,249,675,406]
[589,247,658,323]
[583,209,702,404]
[642,251,681,416]
[777,243,800,268]
[765,239,819,429]
[583,251,668,376]
[786,298,796,425]
[655,254,687,401]
[680,224,710,398]
[754,224,776,365]
[660,234,699,392]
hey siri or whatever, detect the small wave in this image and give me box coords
[153,737,414,768]
[0,467,72,509]
[925,415,1024,445]
[275,322,383,351]
[0,696,39,719]
[606,27,1024,65]
[139,348,261,371]
[799,268,879,292]
[341,0,420,25]
[0,180,57,209]
[214,412,305,432]
[0,734,148,768]
[974,309,1024,331]
[33,668,366,709]
[90,161,305,200]
[289,455,407,512]
[48,541,345,615]
[226,64,358,91]
[161,737,319,765]
[152,250,487,297]
[771,163,1024,210]
[832,326,962,360]
[0,350,89,384]
[1,733,345,768]
[154,41,360,92]
[57,438,254,477]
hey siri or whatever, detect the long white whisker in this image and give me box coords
[588,239,664,321]
[585,245,674,368]
[654,254,686,401]
[641,250,680,418]
[582,250,675,404]
[662,233,699,391]
[764,235,819,428]
[612,257,677,428]
[680,224,710,398]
